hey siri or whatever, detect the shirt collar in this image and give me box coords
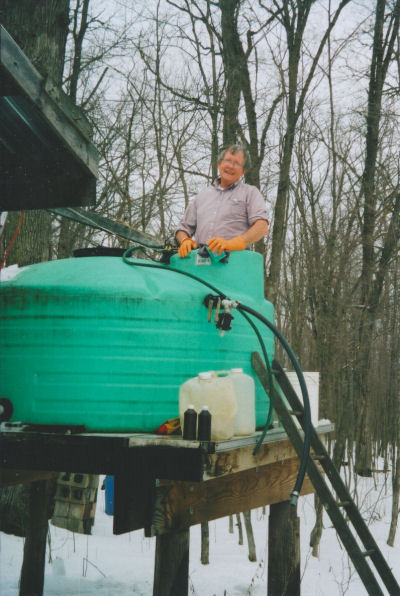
[213,177,242,191]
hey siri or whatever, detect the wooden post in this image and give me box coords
[153,529,190,596]
[19,479,55,596]
[200,521,209,565]
[268,501,300,596]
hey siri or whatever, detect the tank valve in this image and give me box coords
[216,312,234,336]
[217,300,239,336]
[203,295,238,335]
[203,294,224,322]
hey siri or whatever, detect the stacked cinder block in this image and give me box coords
[51,473,99,534]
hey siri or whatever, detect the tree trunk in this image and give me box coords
[0,484,29,536]
[354,0,400,475]
[243,510,257,562]
[309,494,324,558]
[219,0,241,146]
[387,448,400,546]
[2,211,52,267]
[236,512,243,545]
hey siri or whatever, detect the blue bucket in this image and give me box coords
[104,476,114,515]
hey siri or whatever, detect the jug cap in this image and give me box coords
[201,405,209,410]
[230,367,243,373]
[198,371,212,380]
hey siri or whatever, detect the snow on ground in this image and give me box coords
[1,473,399,595]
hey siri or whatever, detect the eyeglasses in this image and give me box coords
[221,158,245,169]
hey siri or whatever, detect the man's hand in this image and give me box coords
[178,237,197,257]
[207,236,247,255]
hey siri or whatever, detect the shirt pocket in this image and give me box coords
[228,197,247,220]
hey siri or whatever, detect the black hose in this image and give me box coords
[122,248,311,504]
[237,303,312,505]
[123,247,227,298]
[237,308,274,453]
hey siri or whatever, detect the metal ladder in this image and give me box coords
[252,352,400,596]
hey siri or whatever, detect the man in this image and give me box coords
[176,144,269,257]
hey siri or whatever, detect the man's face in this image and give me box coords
[217,150,246,188]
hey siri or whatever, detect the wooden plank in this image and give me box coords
[150,457,315,536]
[0,26,43,102]
[44,76,92,139]
[0,432,126,475]
[0,26,98,175]
[113,458,155,535]
[0,469,58,488]
[0,432,205,483]
[205,437,298,479]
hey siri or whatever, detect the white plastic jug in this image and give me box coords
[179,371,237,440]
[229,368,256,436]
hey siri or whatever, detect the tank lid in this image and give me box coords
[73,246,126,258]
[198,371,212,380]
[230,368,243,373]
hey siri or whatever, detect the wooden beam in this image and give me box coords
[0,433,205,483]
[113,457,156,535]
[0,469,58,488]
[153,530,190,596]
[150,457,315,536]
[19,479,56,596]
[0,26,98,175]
[268,501,300,596]
[205,437,298,479]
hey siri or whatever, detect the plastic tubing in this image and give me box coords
[122,248,311,505]
[237,303,312,506]
[237,308,274,454]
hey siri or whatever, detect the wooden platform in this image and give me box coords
[0,422,333,536]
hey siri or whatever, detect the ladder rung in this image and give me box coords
[337,501,350,507]
[362,550,375,557]
[312,454,326,461]
[289,410,303,416]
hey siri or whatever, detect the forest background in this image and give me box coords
[1,0,400,551]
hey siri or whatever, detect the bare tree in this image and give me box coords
[354,0,400,475]
[263,0,352,302]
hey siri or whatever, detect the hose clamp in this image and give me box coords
[221,299,239,312]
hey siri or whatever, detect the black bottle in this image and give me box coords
[198,405,211,441]
[183,405,197,440]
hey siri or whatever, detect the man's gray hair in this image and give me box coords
[218,144,251,170]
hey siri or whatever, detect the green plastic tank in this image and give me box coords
[0,250,274,432]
